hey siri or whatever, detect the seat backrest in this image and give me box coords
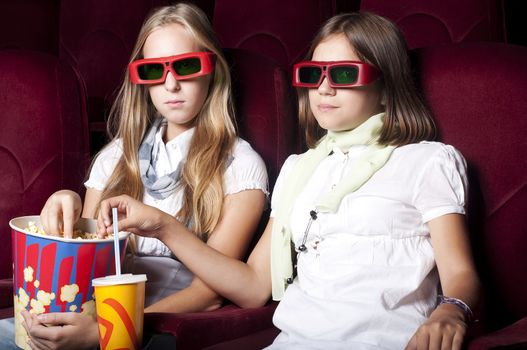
[413,42,527,331]
[213,0,341,68]
[224,48,298,253]
[59,0,215,153]
[0,50,89,281]
[362,0,505,49]
[225,48,298,187]
[0,0,60,54]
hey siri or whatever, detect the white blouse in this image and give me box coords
[267,141,467,350]
[85,126,268,305]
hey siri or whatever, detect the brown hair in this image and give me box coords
[298,12,436,148]
[96,3,236,239]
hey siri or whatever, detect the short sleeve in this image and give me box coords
[84,139,123,191]
[412,144,468,223]
[270,154,301,218]
[224,139,269,196]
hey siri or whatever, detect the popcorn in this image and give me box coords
[33,280,40,288]
[25,221,104,239]
[23,266,34,282]
[69,305,77,312]
[60,284,79,303]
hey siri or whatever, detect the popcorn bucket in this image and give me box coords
[9,216,129,349]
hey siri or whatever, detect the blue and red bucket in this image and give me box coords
[9,216,129,349]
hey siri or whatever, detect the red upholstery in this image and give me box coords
[413,42,527,346]
[59,0,168,136]
[213,0,342,68]
[0,50,89,317]
[0,0,60,54]
[225,48,298,185]
[143,42,527,349]
[58,0,215,153]
[361,0,505,49]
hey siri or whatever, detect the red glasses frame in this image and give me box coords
[292,60,380,88]
[129,51,216,85]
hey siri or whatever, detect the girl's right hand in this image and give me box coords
[97,194,175,240]
[40,190,82,239]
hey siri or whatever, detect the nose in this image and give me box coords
[317,74,335,96]
[164,71,180,91]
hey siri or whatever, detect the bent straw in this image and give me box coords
[112,207,121,276]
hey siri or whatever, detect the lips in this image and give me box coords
[318,103,337,112]
[165,99,185,108]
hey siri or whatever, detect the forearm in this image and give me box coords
[158,218,270,308]
[145,283,223,313]
[439,269,480,310]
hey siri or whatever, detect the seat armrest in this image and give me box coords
[144,302,277,350]
[467,317,527,350]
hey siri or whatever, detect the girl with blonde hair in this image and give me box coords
[21,3,267,349]
[95,12,479,349]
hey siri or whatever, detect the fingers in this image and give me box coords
[61,197,76,239]
[404,334,417,350]
[40,190,81,237]
[408,320,466,350]
[36,312,75,327]
[451,331,464,350]
[97,195,131,238]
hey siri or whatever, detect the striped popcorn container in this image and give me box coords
[9,216,129,349]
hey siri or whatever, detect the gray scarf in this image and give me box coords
[139,118,184,199]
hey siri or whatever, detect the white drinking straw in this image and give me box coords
[112,207,121,276]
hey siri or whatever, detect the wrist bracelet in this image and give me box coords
[438,295,474,322]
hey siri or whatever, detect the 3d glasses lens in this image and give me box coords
[173,57,202,76]
[138,63,165,80]
[298,67,322,84]
[329,66,358,85]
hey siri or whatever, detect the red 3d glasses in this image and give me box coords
[292,60,380,88]
[129,51,216,85]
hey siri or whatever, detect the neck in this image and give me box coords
[164,121,193,143]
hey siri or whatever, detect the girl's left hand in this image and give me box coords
[21,310,99,350]
[405,304,467,350]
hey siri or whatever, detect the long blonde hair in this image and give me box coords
[98,3,236,239]
[298,12,436,148]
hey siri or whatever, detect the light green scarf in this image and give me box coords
[270,113,395,300]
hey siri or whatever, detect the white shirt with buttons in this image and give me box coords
[267,141,468,350]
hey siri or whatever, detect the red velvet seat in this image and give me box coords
[0,1,60,54]
[213,0,357,68]
[144,42,527,349]
[361,0,505,49]
[0,50,89,319]
[413,42,527,348]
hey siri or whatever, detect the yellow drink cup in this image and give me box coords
[92,274,147,350]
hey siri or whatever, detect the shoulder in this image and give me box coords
[84,139,123,190]
[223,137,269,195]
[94,138,124,163]
[229,138,268,173]
[394,141,466,169]
[232,138,263,161]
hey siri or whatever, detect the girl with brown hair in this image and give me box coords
[96,12,479,350]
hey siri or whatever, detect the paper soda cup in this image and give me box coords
[92,274,147,350]
[9,216,129,349]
